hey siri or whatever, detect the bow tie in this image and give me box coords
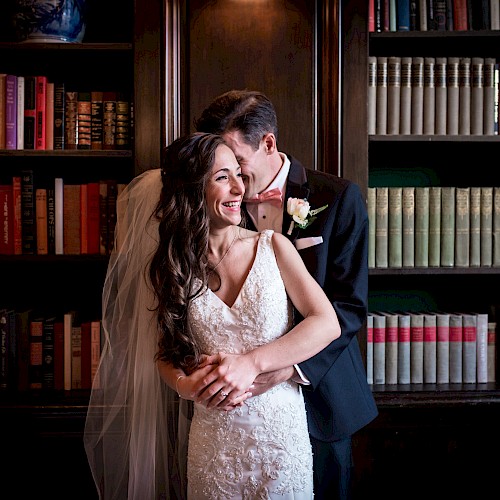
[245,187,283,207]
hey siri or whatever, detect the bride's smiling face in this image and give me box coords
[205,144,245,229]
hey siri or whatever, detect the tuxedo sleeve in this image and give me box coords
[298,182,369,389]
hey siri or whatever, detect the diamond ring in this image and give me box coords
[220,391,229,398]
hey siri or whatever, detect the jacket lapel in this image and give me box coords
[283,156,310,241]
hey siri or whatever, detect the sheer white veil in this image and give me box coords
[84,168,190,500]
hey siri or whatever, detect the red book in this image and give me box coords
[368,0,375,32]
[90,320,101,387]
[29,318,44,390]
[87,182,101,254]
[80,320,92,390]
[80,183,88,254]
[12,176,22,255]
[63,183,81,255]
[35,75,47,150]
[0,184,14,255]
[453,0,468,30]
[53,319,64,391]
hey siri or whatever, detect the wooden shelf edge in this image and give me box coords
[0,149,132,157]
[369,267,500,275]
[0,42,132,51]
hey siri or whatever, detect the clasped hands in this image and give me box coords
[177,352,295,411]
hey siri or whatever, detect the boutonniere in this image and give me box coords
[286,197,328,235]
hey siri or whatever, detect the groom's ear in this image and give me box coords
[263,133,276,155]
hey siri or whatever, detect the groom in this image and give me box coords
[194,90,378,500]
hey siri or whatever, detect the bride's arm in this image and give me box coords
[195,232,340,407]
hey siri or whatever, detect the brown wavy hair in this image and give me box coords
[150,132,226,372]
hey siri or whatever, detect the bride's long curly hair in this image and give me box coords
[150,132,226,371]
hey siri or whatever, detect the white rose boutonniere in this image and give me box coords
[286,197,328,235]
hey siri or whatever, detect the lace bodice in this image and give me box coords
[187,230,313,499]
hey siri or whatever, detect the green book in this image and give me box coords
[440,186,455,267]
[480,187,493,267]
[388,187,402,268]
[402,186,415,267]
[375,186,388,268]
[415,186,429,267]
[469,187,481,267]
[367,187,376,268]
[428,186,441,267]
[455,187,470,267]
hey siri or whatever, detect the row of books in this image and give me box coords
[368,185,500,268]
[0,73,132,150]
[0,171,125,256]
[369,0,500,33]
[0,308,102,392]
[367,310,496,385]
[368,56,499,136]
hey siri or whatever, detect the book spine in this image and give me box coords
[368,187,376,268]
[42,317,55,390]
[21,169,36,255]
[418,0,428,30]
[5,75,18,150]
[462,313,477,383]
[54,319,64,391]
[24,75,36,150]
[493,187,500,266]
[410,313,424,383]
[53,82,65,150]
[387,56,401,135]
[491,0,500,30]
[29,319,44,390]
[35,75,47,150]
[46,186,55,255]
[80,321,91,390]
[0,185,14,255]
[471,57,484,136]
[397,0,411,30]
[415,186,429,267]
[400,57,412,135]
[435,57,447,135]
[80,184,88,254]
[398,313,411,384]
[71,323,82,389]
[87,182,101,255]
[446,57,460,135]
[469,186,481,267]
[423,57,435,134]
[0,311,9,390]
[77,91,92,150]
[103,91,117,150]
[475,313,488,383]
[487,321,496,382]
[375,186,389,268]
[423,313,437,383]
[90,320,102,388]
[376,57,388,135]
[459,57,471,135]
[389,0,397,31]
[91,91,104,149]
[436,313,450,383]
[480,187,493,267]
[45,81,54,150]
[453,0,468,30]
[449,313,463,383]
[63,184,81,255]
[35,187,48,255]
[411,57,424,134]
[63,312,74,391]
[64,91,78,150]
[367,314,374,384]
[54,178,64,255]
[16,76,24,149]
[440,186,455,266]
[483,58,496,136]
[369,0,375,32]
[373,313,386,384]
[388,186,403,267]
[402,186,415,267]
[12,176,22,255]
[115,92,131,149]
[455,187,471,267]
[384,313,399,384]
[428,186,441,267]
[434,0,447,29]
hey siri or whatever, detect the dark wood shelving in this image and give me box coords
[370,134,500,142]
[0,42,132,51]
[369,266,500,275]
[0,149,132,157]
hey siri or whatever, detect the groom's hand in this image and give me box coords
[249,366,296,397]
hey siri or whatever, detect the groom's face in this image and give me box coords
[222,130,271,200]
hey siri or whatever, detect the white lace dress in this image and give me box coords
[187,230,314,499]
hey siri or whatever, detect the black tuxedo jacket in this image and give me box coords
[245,155,378,442]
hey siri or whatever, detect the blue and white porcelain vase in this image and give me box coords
[11,0,87,43]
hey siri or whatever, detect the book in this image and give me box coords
[35,75,47,150]
[0,74,6,149]
[389,0,397,30]
[423,313,437,383]
[399,56,412,135]
[0,184,14,255]
[115,92,131,149]
[435,312,450,384]
[493,187,500,266]
[440,186,455,267]
[388,186,402,267]
[471,57,484,136]
[446,57,460,135]
[458,57,471,135]
[12,176,22,255]
[5,74,18,149]
[16,76,24,149]
[373,312,386,384]
[449,313,463,383]
[368,187,376,268]
[369,0,376,32]
[29,317,44,390]
[402,186,415,267]
[91,91,104,149]
[87,182,101,255]
[376,56,388,135]
[428,186,441,267]
[80,320,92,390]
[64,90,78,149]
[415,186,429,267]
[410,313,424,384]
[418,0,427,30]
[387,56,401,135]
[63,183,81,255]
[45,81,54,150]
[453,0,468,30]
[461,313,477,383]
[53,318,64,391]
[6,309,16,390]
[42,316,56,390]
[80,184,88,254]
[16,309,32,391]
[480,186,493,267]
[491,0,500,29]
[397,0,411,30]
[469,186,481,267]
[90,320,101,387]
[0,310,10,390]
[435,57,447,135]
[474,313,488,383]
[434,0,447,29]
[382,312,398,384]
[106,180,118,253]
[483,58,496,136]
[455,187,470,267]
[411,56,424,135]
[46,185,55,254]
[375,186,389,268]
[367,314,374,384]
[77,91,92,149]
[397,312,411,384]
[53,81,65,149]
[423,57,435,135]
[35,187,48,255]
[21,169,36,255]
[54,177,64,255]
[71,320,82,389]
[24,75,36,149]
[103,91,117,149]
[63,311,76,391]
[487,321,496,383]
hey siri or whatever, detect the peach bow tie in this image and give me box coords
[245,187,283,207]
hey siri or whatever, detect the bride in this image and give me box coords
[84,132,340,499]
